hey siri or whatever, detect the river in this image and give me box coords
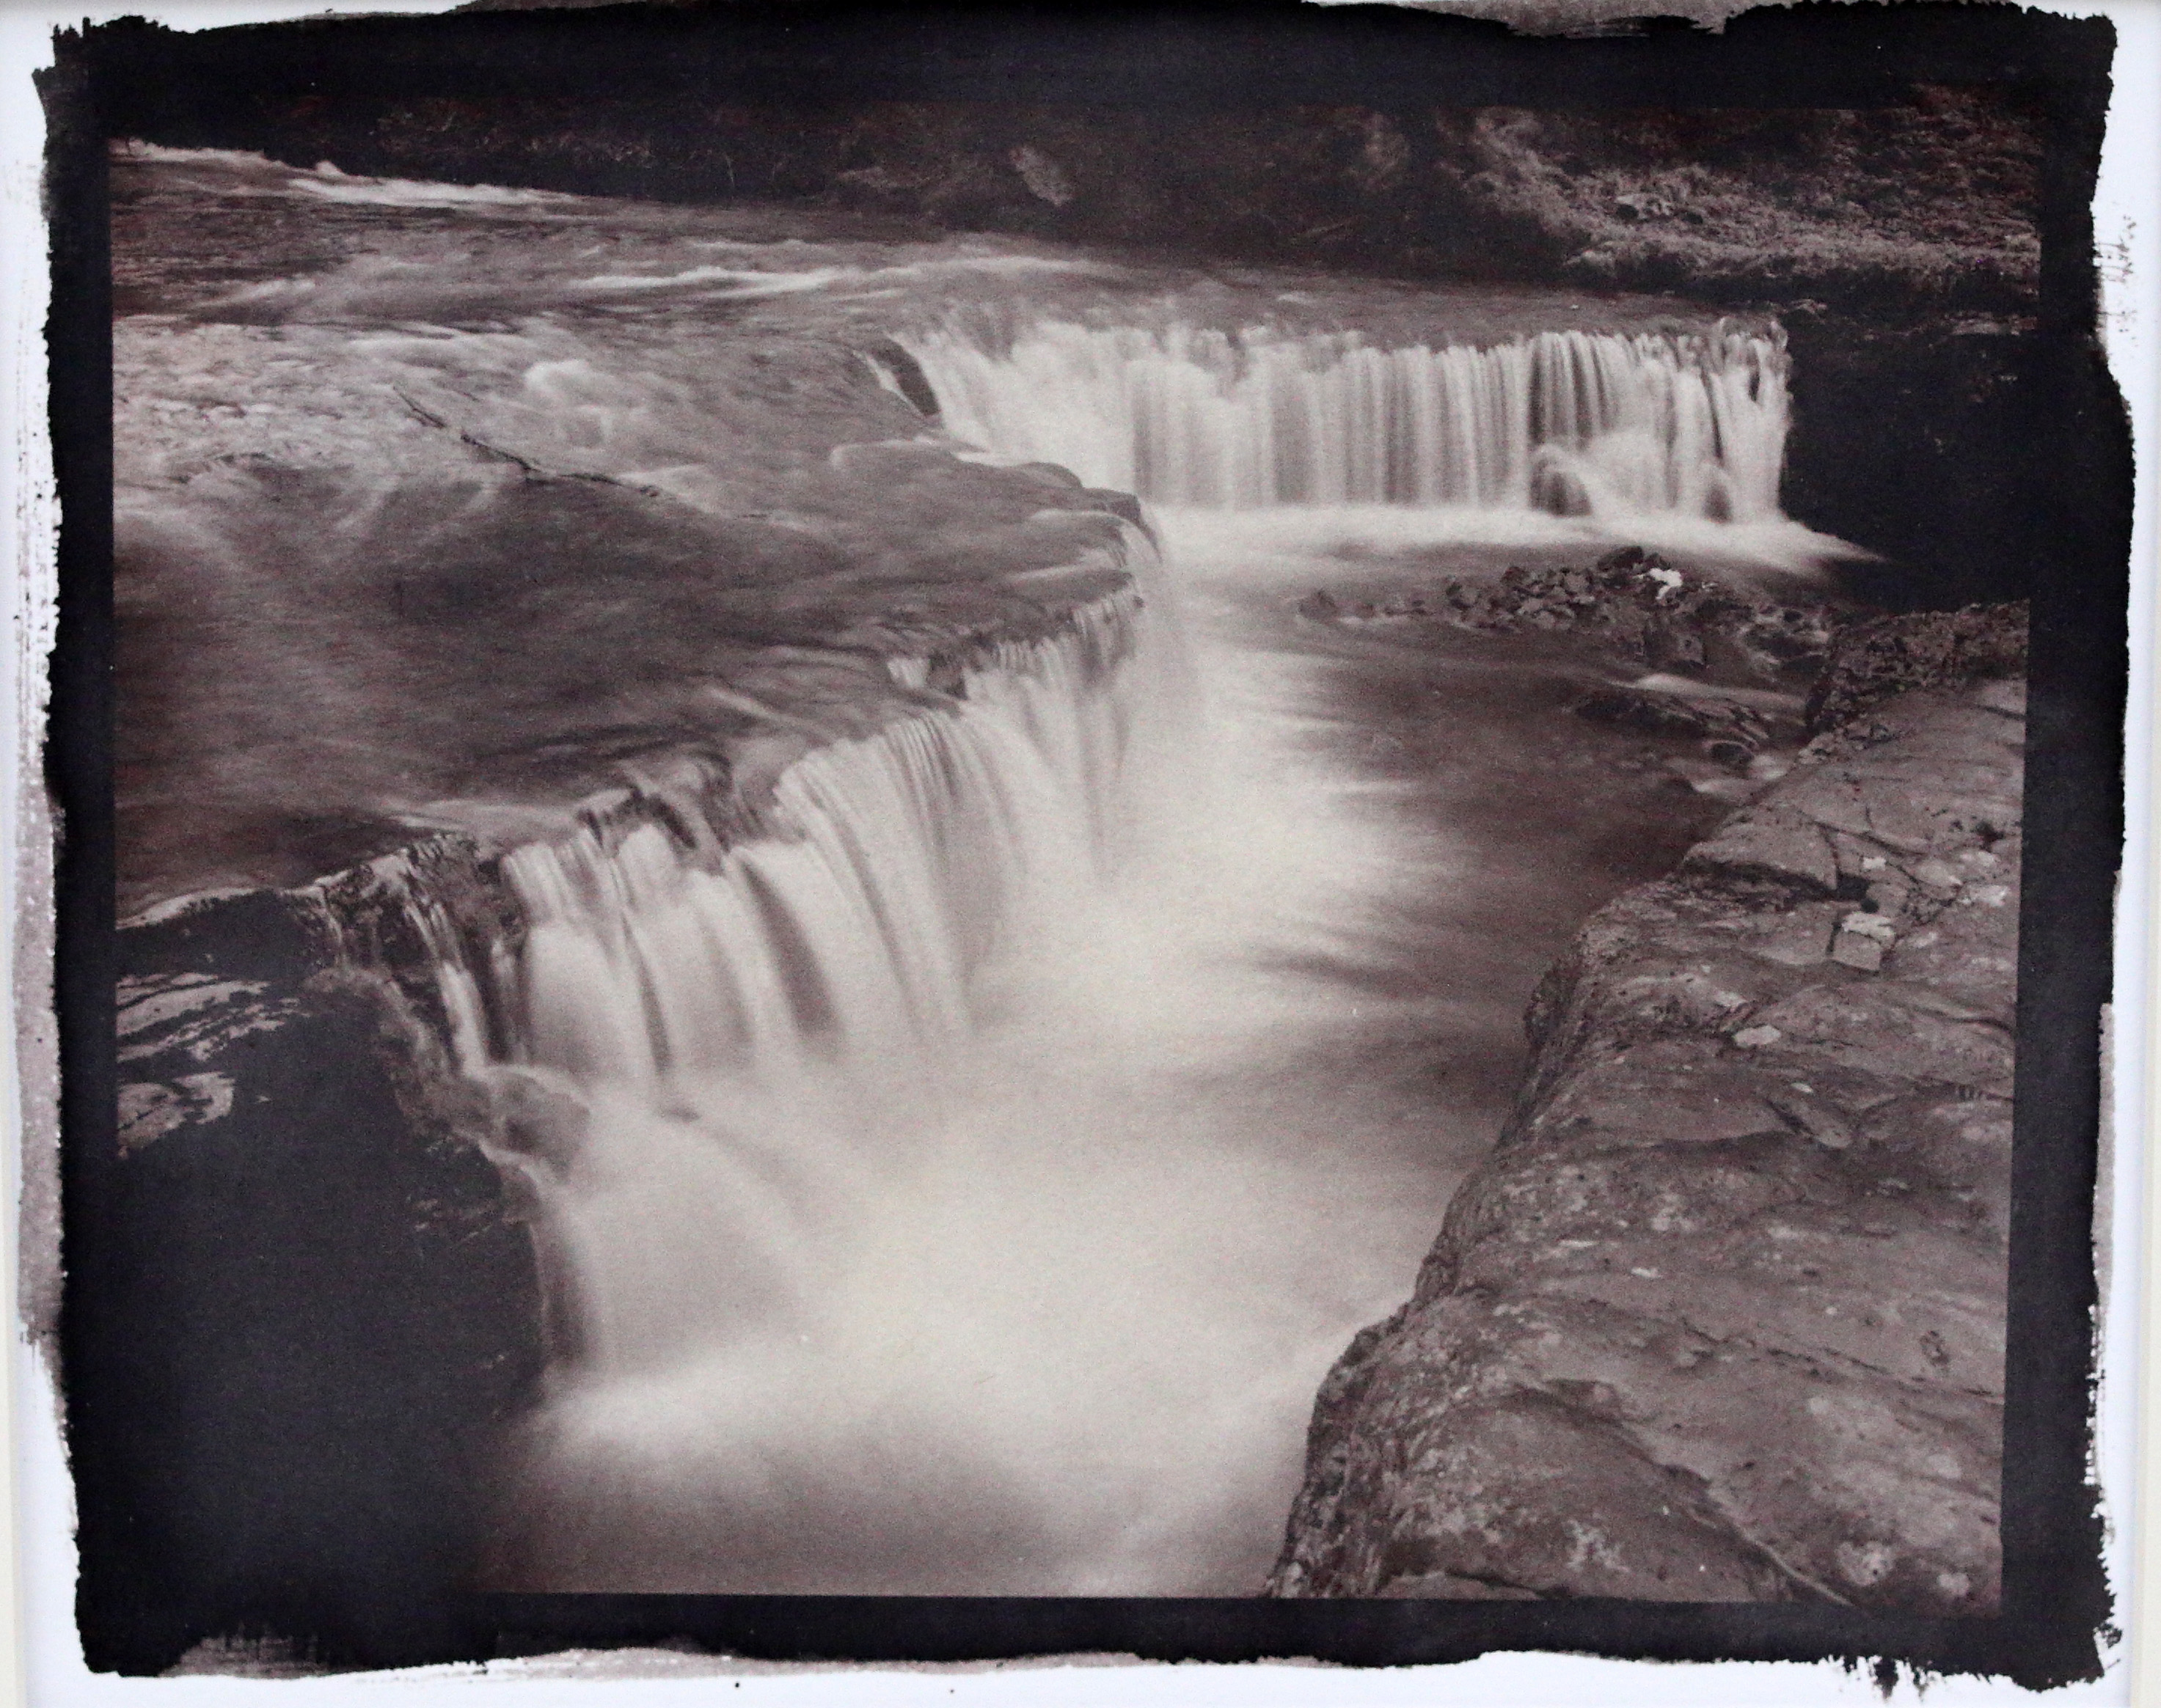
[114,146,1859,1596]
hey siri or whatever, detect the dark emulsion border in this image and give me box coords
[39,0,2132,1685]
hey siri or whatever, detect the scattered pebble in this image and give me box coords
[1909,857,1964,892]
[1840,912,1897,944]
[1732,1025,1782,1049]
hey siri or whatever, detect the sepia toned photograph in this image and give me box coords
[21,0,2137,1687]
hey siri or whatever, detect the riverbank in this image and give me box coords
[1270,606,2025,1607]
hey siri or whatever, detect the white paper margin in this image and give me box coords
[5,1,2157,1701]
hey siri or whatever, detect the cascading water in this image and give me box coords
[498,593,1139,1103]
[458,300,1830,1597]
[465,568,1394,1594]
[464,586,1152,1371]
[906,320,1791,522]
[116,147,1867,1608]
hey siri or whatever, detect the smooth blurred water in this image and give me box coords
[115,151,1849,1592]
[476,494,1813,1592]
[909,320,1792,521]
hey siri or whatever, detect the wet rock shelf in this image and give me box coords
[1270,610,2024,1609]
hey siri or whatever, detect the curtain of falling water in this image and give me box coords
[453,571,1337,1597]
[477,592,1149,1382]
[904,321,1791,521]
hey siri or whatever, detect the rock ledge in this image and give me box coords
[1269,647,2024,1609]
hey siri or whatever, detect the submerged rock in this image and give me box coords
[1270,639,2024,1609]
[1571,684,1771,747]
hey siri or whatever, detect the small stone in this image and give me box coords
[1835,1542,1897,1588]
[1909,857,1964,893]
[1840,912,1897,944]
[1683,809,1839,896]
[1732,1025,1782,1049]
[1750,910,1834,967]
[1767,1086,1854,1148]
[1829,934,1884,972]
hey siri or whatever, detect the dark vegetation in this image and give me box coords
[90,0,2076,609]
[94,5,2061,605]
[120,92,2043,316]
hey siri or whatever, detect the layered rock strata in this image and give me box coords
[1270,610,2025,1609]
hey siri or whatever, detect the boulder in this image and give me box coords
[84,960,546,1669]
[1571,685,1770,746]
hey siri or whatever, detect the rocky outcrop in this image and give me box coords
[1269,625,2024,1609]
[79,945,546,1671]
[1303,549,1831,681]
[1807,603,2030,732]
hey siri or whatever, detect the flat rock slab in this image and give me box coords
[1270,678,2022,1611]
[113,154,1146,915]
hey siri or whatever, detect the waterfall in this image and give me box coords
[494,592,1141,1110]
[905,320,1790,522]
[395,307,1797,1594]
[429,586,1152,1392]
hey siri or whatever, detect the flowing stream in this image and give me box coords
[910,320,1790,519]
[104,144,1846,1589]
[454,304,1845,1594]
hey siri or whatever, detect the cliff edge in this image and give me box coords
[1270,608,2025,1610]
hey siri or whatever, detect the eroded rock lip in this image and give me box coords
[1269,615,2023,1610]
